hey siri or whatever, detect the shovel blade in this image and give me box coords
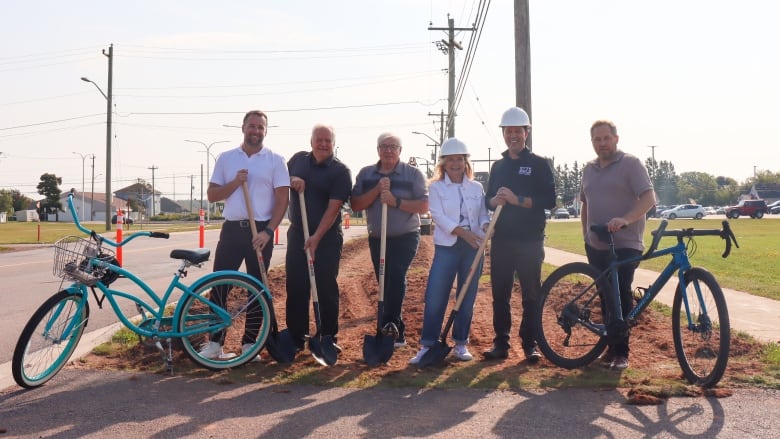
[265,329,297,364]
[362,333,395,367]
[417,342,451,368]
[309,335,338,366]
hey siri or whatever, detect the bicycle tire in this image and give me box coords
[535,262,608,369]
[178,273,272,370]
[672,267,730,387]
[12,290,89,388]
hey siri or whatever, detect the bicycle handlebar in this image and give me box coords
[645,219,739,259]
[67,189,170,246]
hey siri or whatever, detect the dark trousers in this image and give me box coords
[489,238,545,351]
[285,228,343,343]
[585,244,641,358]
[368,231,420,340]
[211,220,273,345]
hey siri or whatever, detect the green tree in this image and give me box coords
[653,160,678,205]
[0,190,13,214]
[36,173,63,216]
[677,171,718,205]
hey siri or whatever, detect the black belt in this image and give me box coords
[225,219,268,229]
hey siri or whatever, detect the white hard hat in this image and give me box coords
[439,137,469,157]
[499,107,531,127]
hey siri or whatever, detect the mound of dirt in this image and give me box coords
[77,235,765,396]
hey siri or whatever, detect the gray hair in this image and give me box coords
[376,132,402,147]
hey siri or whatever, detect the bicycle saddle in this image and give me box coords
[169,248,211,264]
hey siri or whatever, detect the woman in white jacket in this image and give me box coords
[410,137,490,364]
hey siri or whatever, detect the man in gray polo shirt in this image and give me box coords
[351,132,429,347]
[580,119,655,371]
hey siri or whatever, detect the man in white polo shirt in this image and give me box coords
[199,109,290,359]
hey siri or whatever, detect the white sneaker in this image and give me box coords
[409,346,430,365]
[242,343,261,362]
[453,345,473,361]
[198,341,222,359]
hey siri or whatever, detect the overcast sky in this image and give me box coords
[1,0,778,200]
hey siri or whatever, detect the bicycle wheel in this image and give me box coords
[535,262,608,368]
[672,267,730,387]
[178,273,271,370]
[12,290,89,388]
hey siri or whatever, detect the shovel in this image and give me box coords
[418,204,503,368]
[242,182,297,364]
[299,190,338,366]
[362,203,395,366]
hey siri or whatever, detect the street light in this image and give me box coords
[73,152,94,220]
[411,156,432,177]
[411,131,441,164]
[185,140,231,223]
[81,46,112,231]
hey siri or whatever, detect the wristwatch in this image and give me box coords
[395,197,402,208]
[264,227,274,237]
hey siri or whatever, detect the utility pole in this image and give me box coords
[514,1,532,149]
[429,16,474,138]
[148,165,158,217]
[190,175,195,215]
[90,154,95,221]
[648,145,658,164]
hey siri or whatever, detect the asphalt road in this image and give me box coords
[1,369,778,438]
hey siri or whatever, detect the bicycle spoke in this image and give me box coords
[672,268,730,387]
[536,263,607,369]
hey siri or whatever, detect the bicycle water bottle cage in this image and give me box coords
[590,224,613,245]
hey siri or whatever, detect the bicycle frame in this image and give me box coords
[58,191,273,342]
[586,220,736,336]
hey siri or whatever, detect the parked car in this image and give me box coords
[660,204,706,220]
[419,211,433,235]
[724,199,768,219]
[111,213,134,225]
[703,206,718,215]
[654,205,671,218]
[767,200,780,214]
[544,209,551,219]
[554,208,570,219]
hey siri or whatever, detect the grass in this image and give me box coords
[544,218,780,301]
[0,220,222,245]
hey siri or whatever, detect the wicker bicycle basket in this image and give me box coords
[53,236,115,286]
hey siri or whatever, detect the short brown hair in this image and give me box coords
[590,120,617,137]
[243,110,268,126]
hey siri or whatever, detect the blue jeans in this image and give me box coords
[368,232,420,340]
[420,238,482,347]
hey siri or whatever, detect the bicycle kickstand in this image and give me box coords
[154,338,174,375]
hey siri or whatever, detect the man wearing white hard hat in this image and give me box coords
[483,107,557,363]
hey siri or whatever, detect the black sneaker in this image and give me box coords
[524,347,542,364]
[482,347,509,360]
[393,335,407,348]
[332,343,344,354]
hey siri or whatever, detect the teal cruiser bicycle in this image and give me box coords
[12,190,274,388]
[534,220,738,387]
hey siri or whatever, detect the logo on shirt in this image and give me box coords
[518,167,532,176]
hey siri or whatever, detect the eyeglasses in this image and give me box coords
[378,144,400,151]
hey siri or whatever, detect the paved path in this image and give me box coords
[544,247,780,343]
[1,370,778,438]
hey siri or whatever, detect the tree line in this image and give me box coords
[551,158,780,208]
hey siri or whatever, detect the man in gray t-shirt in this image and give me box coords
[580,120,655,371]
[351,132,429,346]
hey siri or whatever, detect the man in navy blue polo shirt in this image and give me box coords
[286,124,352,353]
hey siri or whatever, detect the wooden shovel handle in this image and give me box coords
[241,181,269,286]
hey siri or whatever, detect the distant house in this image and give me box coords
[160,197,185,214]
[114,181,161,217]
[56,192,127,223]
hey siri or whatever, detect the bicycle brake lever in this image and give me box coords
[720,220,738,258]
